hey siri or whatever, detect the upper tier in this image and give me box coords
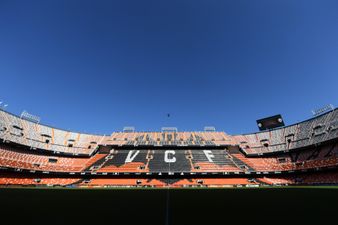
[235,108,338,156]
[0,108,337,156]
[0,109,103,156]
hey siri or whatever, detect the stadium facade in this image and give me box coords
[0,108,338,188]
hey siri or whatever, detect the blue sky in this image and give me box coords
[0,0,337,135]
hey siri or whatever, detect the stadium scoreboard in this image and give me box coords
[256,114,285,131]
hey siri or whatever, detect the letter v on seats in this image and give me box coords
[125,150,140,163]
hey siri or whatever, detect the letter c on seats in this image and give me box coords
[165,150,176,163]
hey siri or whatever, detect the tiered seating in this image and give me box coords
[1,107,338,187]
[97,149,149,173]
[235,156,293,172]
[234,109,338,155]
[236,142,338,172]
[296,171,338,184]
[148,150,192,173]
[258,177,294,185]
[258,170,338,185]
[0,144,91,172]
[190,150,241,172]
[0,109,102,156]
[84,153,108,171]
[108,131,232,146]
[2,107,338,157]
[147,150,170,172]
[0,174,80,186]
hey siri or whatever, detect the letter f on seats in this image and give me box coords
[203,150,214,162]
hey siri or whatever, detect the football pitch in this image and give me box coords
[0,186,337,225]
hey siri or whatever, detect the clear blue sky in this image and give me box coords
[0,0,337,135]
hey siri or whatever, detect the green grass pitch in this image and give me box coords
[0,186,337,225]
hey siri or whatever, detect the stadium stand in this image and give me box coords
[1,108,338,187]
